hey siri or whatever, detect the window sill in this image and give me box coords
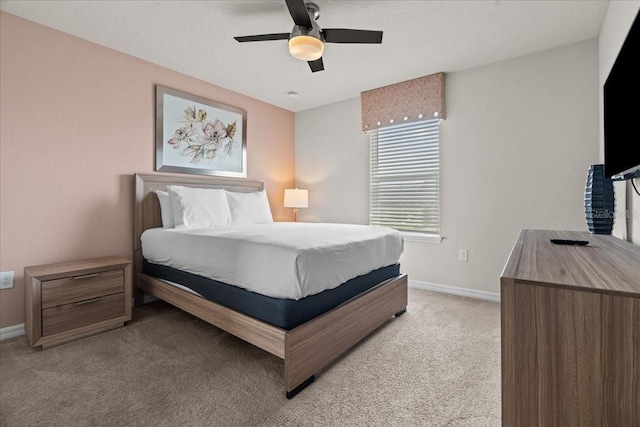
[402,232,442,244]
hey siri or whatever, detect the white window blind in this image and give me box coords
[370,119,440,234]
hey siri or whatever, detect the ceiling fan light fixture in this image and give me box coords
[289,35,324,61]
[233,0,383,72]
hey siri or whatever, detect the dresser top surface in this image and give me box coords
[502,230,640,295]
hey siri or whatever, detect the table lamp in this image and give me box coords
[284,188,308,222]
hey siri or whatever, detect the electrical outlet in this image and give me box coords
[0,271,15,289]
[458,249,468,262]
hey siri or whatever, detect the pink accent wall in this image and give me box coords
[0,12,295,329]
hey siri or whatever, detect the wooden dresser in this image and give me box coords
[25,256,132,349]
[500,230,640,426]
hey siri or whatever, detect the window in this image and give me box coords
[369,119,440,236]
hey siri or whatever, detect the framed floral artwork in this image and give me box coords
[155,85,247,177]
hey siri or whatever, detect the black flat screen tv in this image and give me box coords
[604,10,640,180]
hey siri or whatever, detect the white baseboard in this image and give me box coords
[409,280,500,302]
[0,323,25,341]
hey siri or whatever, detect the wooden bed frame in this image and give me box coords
[133,172,408,398]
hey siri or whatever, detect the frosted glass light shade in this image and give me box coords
[288,36,324,61]
[284,188,309,208]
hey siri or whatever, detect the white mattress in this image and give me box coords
[141,222,403,300]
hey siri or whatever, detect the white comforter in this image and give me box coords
[141,222,403,300]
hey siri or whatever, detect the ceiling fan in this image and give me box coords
[234,0,383,73]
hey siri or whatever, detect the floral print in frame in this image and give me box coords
[155,85,247,177]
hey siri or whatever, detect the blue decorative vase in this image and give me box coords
[584,164,615,234]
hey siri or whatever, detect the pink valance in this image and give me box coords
[361,72,446,131]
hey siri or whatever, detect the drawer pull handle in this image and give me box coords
[73,297,102,306]
[72,273,100,280]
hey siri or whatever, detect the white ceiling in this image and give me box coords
[1,0,609,112]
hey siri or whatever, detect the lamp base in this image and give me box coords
[293,208,298,222]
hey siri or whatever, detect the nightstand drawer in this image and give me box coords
[41,269,124,309]
[42,293,125,336]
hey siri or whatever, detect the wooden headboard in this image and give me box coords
[133,172,263,287]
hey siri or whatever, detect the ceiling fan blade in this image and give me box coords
[322,29,383,44]
[285,0,312,28]
[234,33,290,42]
[308,57,324,73]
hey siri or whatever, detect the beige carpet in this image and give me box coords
[0,288,500,426]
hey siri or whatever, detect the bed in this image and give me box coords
[133,172,408,398]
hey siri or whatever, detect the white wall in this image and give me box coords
[296,40,600,293]
[599,1,640,244]
[295,98,370,224]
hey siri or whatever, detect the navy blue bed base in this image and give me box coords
[142,260,400,330]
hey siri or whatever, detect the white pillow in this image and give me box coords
[167,185,232,228]
[225,190,273,225]
[154,190,174,228]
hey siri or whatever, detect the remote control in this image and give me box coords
[550,239,589,246]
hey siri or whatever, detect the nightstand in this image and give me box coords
[24,256,132,349]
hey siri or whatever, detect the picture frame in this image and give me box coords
[155,85,247,178]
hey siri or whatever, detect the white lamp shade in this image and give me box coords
[284,188,309,208]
